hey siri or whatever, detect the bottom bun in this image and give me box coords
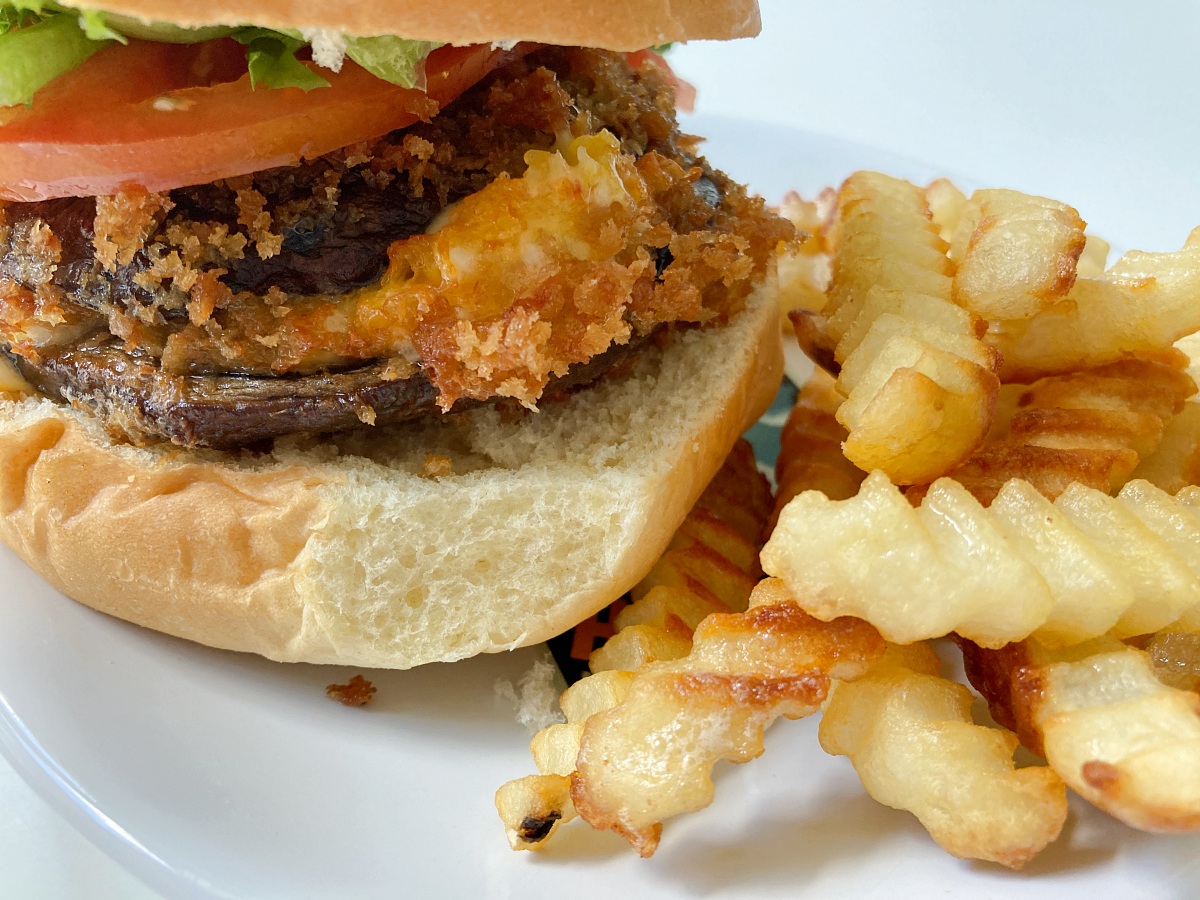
[0,282,783,668]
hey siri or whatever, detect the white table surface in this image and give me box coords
[3,2,1199,897]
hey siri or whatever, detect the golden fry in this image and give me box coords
[949,188,1086,321]
[809,172,1001,483]
[497,438,774,851]
[771,368,865,531]
[821,643,1067,868]
[961,637,1200,833]
[990,243,1200,382]
[571,580,884,855]
[910,354,1196,504]
[764,472,1200,648]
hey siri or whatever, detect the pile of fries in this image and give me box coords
[497,171,1200,869]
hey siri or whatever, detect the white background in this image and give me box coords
[3,2,1199,896]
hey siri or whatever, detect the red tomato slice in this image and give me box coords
[0,40,531,201]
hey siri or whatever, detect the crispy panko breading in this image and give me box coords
[819,642,1067,868]
[325,674,377,707]
[763,472,1200,649]
[961,636,1200,833]
[908,354,1196,504]
[795,171,1001,484]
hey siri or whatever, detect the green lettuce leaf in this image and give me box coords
[0,3,444,104]
[76,8,124,42]
[233,27,329,91]
[0,2,49,35]
[0,11,105,105]
[344,36,442,90]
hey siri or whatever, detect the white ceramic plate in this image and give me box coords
[2,117,1198,900]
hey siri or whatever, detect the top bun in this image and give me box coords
[58,0,761,51]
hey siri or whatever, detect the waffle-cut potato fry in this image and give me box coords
[1010,354,1193,459]
[764,471,1200,649]
[497,439,774,850]
[925,178,967,243]
[771,368,865,531]
[797,172,1000,483]
[495,669,635,850]
[496,775,576,850]
[1133,337,1200,493]
[587,619,695,674]
[632,522,760,610]
[692,438,774,548]
[989,242,1200,383]
[961,637,1200,833]
[820,643,1067,868]
[1176,331,1200,382]
[626,435,767,610]
[949,189,1086,321]
[570,579,885,856]
[909,354,1197,504]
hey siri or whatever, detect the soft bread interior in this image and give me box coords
[53,0,761,52]
[0,283,783,668]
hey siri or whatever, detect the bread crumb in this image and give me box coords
[233,183,284,258]
[94,190,174,271]
[326,674,377,707]
[495,655,566,733]
[421,453,454,477]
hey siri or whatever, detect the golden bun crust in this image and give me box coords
[0,283,782,669]
[61,0,761,50]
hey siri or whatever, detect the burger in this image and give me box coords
[0,0,789,668]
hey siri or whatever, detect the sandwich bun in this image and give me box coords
[52,0,761,52]
[0,283,783,669]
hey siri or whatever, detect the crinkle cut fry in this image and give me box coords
[819,643,1067,868]
[1131,399,1200,495]
[769,367,865,533]
[948,188,1086,322]
[496,439,773,850]
[1133,334,1200,494]
[570,578,884,856]
[907,353,1197,505]
[603,435,771,671]
[763,472,1200,649]
[797,171,1001,484]
[960,636,1200,833]
[989,241,1200,383]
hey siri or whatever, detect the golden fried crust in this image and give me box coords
[56,0,761,51]
[0,281,782,668]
